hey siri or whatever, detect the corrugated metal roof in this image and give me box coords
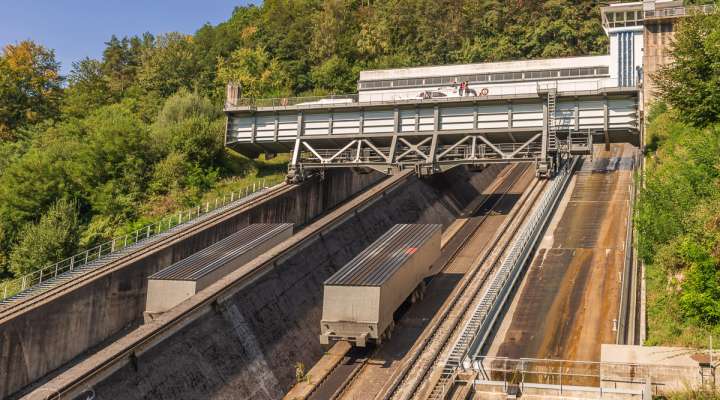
[325,224,441,287]
[149,223,292,281]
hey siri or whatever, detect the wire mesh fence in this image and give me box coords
[1,176,285,302]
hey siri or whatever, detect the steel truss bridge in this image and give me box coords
[224,83,640,180]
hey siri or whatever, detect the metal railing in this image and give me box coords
[469,356,647,397]
[0,176,285,302]
[427,157,578,400]
[644,4,715,19]
[226,80,629,111]
[228,94,359,108]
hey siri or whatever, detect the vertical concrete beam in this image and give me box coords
[414,107,420,132]
[359,109,365,135]
[473,103,479,130]
[507,102,513,129]
[250,114,257,144]
[290,112,304,170]
[603,98,610,150]
[433,106,440,132]
[388,135,398,172]
[273,113,279,142]
[574,99,580,132]
[328,111,334,135]
[428,134,439,164]
[393,107,400,133]
[297,111,304,138]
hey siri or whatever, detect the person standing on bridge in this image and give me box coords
[459,81,465,96]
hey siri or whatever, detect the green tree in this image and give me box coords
[152,89,224,169]
[656,12,720,127]
[8,198,80,276]
[216,47,290,98]
[0,41,63,138]
[137,33,200,97]
[310,55,356,93]
[0,129,87,258]
[81,103,156,219]
[62,58,113,118]
[101,34,152,97]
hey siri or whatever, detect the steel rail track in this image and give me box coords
[376,174,548,400]
[0,183,295,321]
[326,163,534,400]
[29,171,416,400]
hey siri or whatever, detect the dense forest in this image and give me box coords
[637,11,720,346]
[0,0,611,282]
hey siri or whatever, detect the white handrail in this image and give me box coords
[1,176,284,303]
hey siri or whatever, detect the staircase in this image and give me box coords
[547,89,558,151]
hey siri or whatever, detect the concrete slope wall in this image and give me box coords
[0,170,382,399]
[91,164,506,400]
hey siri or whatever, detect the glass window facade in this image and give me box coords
[358,66,610,90]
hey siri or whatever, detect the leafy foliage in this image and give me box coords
[0,41,62,139]
[8,198,80,276]
[656,12,720,127]
[639,13,720,346]
[0,1,610,280]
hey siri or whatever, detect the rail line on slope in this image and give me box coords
[25,171,415,400]
[0,182,294,320]
[317,163,535,400]
[375,169,550,400]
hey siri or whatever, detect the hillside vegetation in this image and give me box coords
[638,11,720,346]
[0,0,610,281]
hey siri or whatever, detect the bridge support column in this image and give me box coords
[288,112,305,183]
[603,98,611,151]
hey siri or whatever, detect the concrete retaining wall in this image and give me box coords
[0,169,383,399]
[90,164,507,400]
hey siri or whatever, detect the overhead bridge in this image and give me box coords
[225,82,640,180]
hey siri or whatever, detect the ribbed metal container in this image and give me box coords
[325,224,441,286]
[150,223,292,281]
[145,223,293,314]
[321,224,441,346]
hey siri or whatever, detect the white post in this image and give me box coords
[206,202,209,213]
